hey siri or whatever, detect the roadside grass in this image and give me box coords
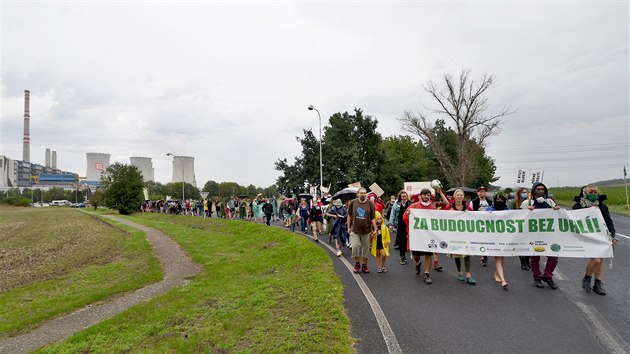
[41,213,353,353]
[550,186,630,217]
[0,207,162,335]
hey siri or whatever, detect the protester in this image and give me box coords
[348,187,377,274]
[372,211,391,273]
[327,199,349,256]
[573,185,617,295]
[472,186,493,267]
[298,198,310,234]
[310,198,324,242]
[445,189,476,285]
[511,187,531,270]
[262,198,273,226]
[389,190,411,265]
[289,209,298,232]
[403,188,448,284]
[488,192,510,289]
[521,182,560,289]
[239,198,247,219]
[383,195,396,221]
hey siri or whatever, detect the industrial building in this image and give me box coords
[85,153,111,182]
[130,157,154,182]
[170,155,197,187]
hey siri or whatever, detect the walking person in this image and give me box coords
[389,190,411,265]
[310,198,324,242]
[348,188,377,274]
[445,189,476,285]
[327,199,348,256]
[471,186,493,267]
[511,187,531,270]
[372,211,391,273]
[298,198,310,234]
[573,185,617,295]
[262,198,273,226]
[521,182,561,289]
[488,192,510,289]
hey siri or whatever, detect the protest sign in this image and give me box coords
[409,208,613,258]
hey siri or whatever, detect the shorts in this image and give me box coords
[350,231,370,259]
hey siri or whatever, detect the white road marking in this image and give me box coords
[574,302,630,354]
[554,269,566,281]
[615,233,630,240]
[284,226,402,354]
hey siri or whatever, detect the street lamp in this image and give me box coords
[307,105,323,200]
[166,153,185,202]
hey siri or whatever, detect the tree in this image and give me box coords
[400,69,512,186]
[89,189,105,210]
[145,181,167,197]
[164,182,200,200]
[379,135,440,196]
[203,180,219,196]
[100,163,144,215]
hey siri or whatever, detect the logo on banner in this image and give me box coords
[439,241,448,249]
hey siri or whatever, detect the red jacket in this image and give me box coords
[402,201,436,252]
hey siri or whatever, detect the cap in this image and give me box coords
[477,186,488,192]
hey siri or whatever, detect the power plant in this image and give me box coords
[170,155,197,187]
[130,157,154,182]
[85,153,111,182]
[22,90,30,162]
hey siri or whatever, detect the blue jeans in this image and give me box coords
[301,218,308,232]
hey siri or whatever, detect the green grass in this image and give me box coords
[550,186,630,216]
[40,213,353,353]
[0,207,163,335]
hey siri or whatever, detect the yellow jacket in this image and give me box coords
[371,222,390,257]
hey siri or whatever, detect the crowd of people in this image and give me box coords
[140,182,617,295]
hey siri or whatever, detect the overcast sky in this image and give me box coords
[1,1,628,190]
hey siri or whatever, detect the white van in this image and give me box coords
[51,200,72,206]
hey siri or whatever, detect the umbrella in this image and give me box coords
[331,187,359,202]
[445,187,478,197]
[280,197,296,206]
[297,193,314,202]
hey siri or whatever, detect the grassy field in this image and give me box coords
[550,185,630,216]
[0,207,162,335]
[40,212,353,353]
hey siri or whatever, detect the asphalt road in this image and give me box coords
[280,213,630,354]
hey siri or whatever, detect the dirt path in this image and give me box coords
[0,214,201,353]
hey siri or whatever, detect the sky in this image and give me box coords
[1,1,628,190]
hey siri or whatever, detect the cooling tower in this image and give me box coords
[23,90,30,162]
[45,148,51,168]
[171,156,196,187]
[86,152,111,182]
[52,151,57,169]
[130,157,154,181]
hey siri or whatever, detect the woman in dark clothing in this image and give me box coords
[395,191,412,265]
[572,185,617,295]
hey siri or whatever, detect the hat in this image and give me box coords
[477,186,488,192]
[333,199,343,206]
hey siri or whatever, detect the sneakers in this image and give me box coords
[336,249,342,257]
[593,280,606,295]
[466,277,476,285]
[423,273,432,284]
[582,275,592,292]
[534,279,544,288]
[542,277,558,290]
[353,264,360,273]
[362,264,370,273]
[399,257,408,265]
[414,262,422,275]
[433,264,443,272]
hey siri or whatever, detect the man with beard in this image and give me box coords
[348,188,377,274]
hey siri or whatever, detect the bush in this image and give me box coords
[1,196,32,207]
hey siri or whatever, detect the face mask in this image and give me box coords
[536,197,546,204]
[359,195,367,202]
[586,194,599,202]
[520,193,528,199]
[421,200,431,206]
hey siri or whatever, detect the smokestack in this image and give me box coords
[45,148,51,168]
[23,90,30,162]
[52,151,57,169]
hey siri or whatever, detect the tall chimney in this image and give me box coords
[52,151,57,169]
[45,148,51,167]
[22,90,30,162]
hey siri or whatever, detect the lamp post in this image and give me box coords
[166,153,185,202]
[307,105,323,200]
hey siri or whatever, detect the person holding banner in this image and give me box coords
[389,190,412,265]
[572,185,617,295]
[472,186,493,267]
[511,187,531,270]
[404,188,449,284]
[487,193,510,289]
[445,189,476,285]
[521,182,560,289]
